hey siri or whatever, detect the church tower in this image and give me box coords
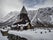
[19,6,32,30]
[20,6,30,23]
[14,6,32,30]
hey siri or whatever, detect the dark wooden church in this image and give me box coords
[13,6,32,30]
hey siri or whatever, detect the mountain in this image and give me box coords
[0,11,19,22]
[37,7,53,24]
[0,11,20,26]
[32,7,53,27]
[28,10,37,20]
[0,7,53,27]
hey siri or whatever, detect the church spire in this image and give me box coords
[20,6,27,14]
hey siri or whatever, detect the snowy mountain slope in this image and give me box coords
[32,7,53,25]
[0,11,20,26]
[28,10,37,20]
[0,11,19,23]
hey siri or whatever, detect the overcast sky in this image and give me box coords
[0,0,53,18]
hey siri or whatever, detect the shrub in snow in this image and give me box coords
[35,32,37,33]
[8,34,27,40]
[49,30,51,32]
[40,32,42,34]
[45,31,47,33]
[20,37,27,40]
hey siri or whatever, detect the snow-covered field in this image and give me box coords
[0,28,53,40]
[0,31,8,40]
[8,29,53,40]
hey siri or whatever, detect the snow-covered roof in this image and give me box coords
[5,27,11,30]
[0,27,11,32]
[18,22,29,27]
[1,29,8,32]
[20,6,27,14]
[11,25,17,27]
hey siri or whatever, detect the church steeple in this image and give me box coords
[20,6,27,14]
[13,6,32,30]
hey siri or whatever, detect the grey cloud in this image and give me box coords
[22,0,46,8]
[0,0,23,18]
[0,0,53,18]
[34,0,53,9]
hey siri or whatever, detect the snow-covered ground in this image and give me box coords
[0,28,53,40]
[0,31,8,40]
[8,29,53,40]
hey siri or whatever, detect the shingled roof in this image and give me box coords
[20,6,27,14]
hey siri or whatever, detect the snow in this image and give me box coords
[0,11,19,23]
[0,28,53,40]
[0,31,8,40]
[4,27,11,30]
[8,29,53,40]
[36,7,53,24]
[31,10,37,24]
[37,18,42,23]
[11,25,17,27]
[0,29,8,32]
[0,27,11,32]
[18,22,29,26]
